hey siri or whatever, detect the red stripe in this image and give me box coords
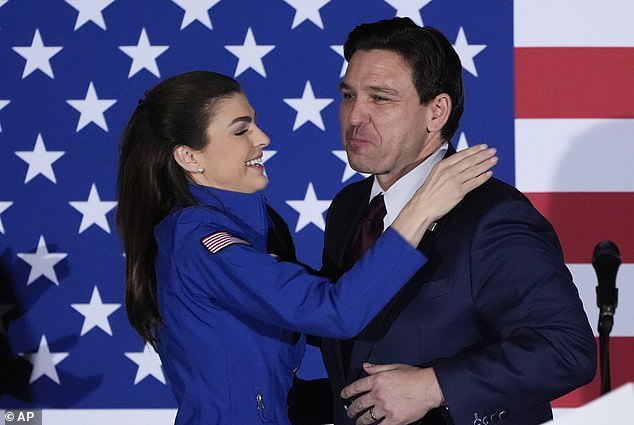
[553,336,634,407]
[205,236,232,252]
[208,238,230,252]
[515,47,634,119]
[202,232,248,253]
[525,192,634,263]
[206,234,231,246]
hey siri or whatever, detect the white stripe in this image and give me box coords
[552,408,574,420]
[202,232,230,245]
[202,232,248,253]
[568,263,634,337]
[17,406,599,423]
[31,409,328,424]
[515,119,634,192]
[205,234,231,250]
[38,409,177,425]
[514,0,634,47]
[543,383,634,424]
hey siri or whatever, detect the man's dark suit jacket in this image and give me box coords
[317,145,597,425]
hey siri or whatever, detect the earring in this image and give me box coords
[196,167,205,174]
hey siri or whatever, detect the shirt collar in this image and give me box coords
[370,142,448,228]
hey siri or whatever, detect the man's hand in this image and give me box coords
[341,363,445,425]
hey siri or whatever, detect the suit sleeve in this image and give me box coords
[432,196,597,424]
[172,209,427,339]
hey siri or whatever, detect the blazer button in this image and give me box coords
[472,415,483,425]
[499,410,508,420]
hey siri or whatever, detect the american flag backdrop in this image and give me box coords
[0,0,632,423]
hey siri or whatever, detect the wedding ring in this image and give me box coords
[369,409,379,421]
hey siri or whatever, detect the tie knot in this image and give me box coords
[364,193,386,222]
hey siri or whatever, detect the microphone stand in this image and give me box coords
[597,304,615,395]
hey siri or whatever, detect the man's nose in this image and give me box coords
[345,100,369,127]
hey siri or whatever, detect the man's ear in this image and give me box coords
[172,145,200,173]
[427,93,452,133]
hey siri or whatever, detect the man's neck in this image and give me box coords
[375,138,447,191]
[371,142,448,229]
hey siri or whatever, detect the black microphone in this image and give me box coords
[593,241,621,333]
[593,240,621,395]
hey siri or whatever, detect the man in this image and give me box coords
[318,18,596,425]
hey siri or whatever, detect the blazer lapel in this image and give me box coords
[345,145,457,384]
[327,178,373,387]
[336,178,374,270]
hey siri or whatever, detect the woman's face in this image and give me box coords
[191,93,270,193]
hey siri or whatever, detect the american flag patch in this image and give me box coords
[201,231,250,254]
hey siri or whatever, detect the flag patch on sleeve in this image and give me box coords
[201,231,250,254]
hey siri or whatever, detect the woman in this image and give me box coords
[116,71,496,424]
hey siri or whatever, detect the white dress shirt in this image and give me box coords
[369,142,448,231]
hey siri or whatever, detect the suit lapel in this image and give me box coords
[325,178,373,387]
[344,219,450,384]
[344,146,457,384]
[336,178,374,270]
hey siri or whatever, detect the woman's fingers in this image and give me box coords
[432,145,497,188]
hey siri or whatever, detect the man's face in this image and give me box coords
[339,49,443,190]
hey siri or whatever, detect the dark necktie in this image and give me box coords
[352,193,387,259]
[342,193,387,372]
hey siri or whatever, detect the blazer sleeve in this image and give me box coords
[432,195,597,424]
[168,208,428,339]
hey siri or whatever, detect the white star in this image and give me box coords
[262,150,277,177]
[0,1,8,8]
[332,150,369,183]
[17,235,68,286]
[0,99,9,132]
[15,133,65,184]
[20,335,69,384]
[66,82,117,132]
[71,286,121,336]
[282,0,332,29]
[12,29,63,79]
[125,344,166,384]
[452,27,486,77]
[64,0,115,30]
[119,28,169,78]
[171,0,220,30]
[0,201,13,234]
[69,183,118,234]
[225,28,275,78]
[456,132,469,151]
[262,150,277,164]
[0,304,13,335]
[383,0,432,27]
[283,81,333,131]
[330,45,347,77]
[286,183,331,232]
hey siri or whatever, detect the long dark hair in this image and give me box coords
[344,18,464,142]
[116,71,242,347]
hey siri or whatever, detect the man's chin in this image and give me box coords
[345,152,371,171]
